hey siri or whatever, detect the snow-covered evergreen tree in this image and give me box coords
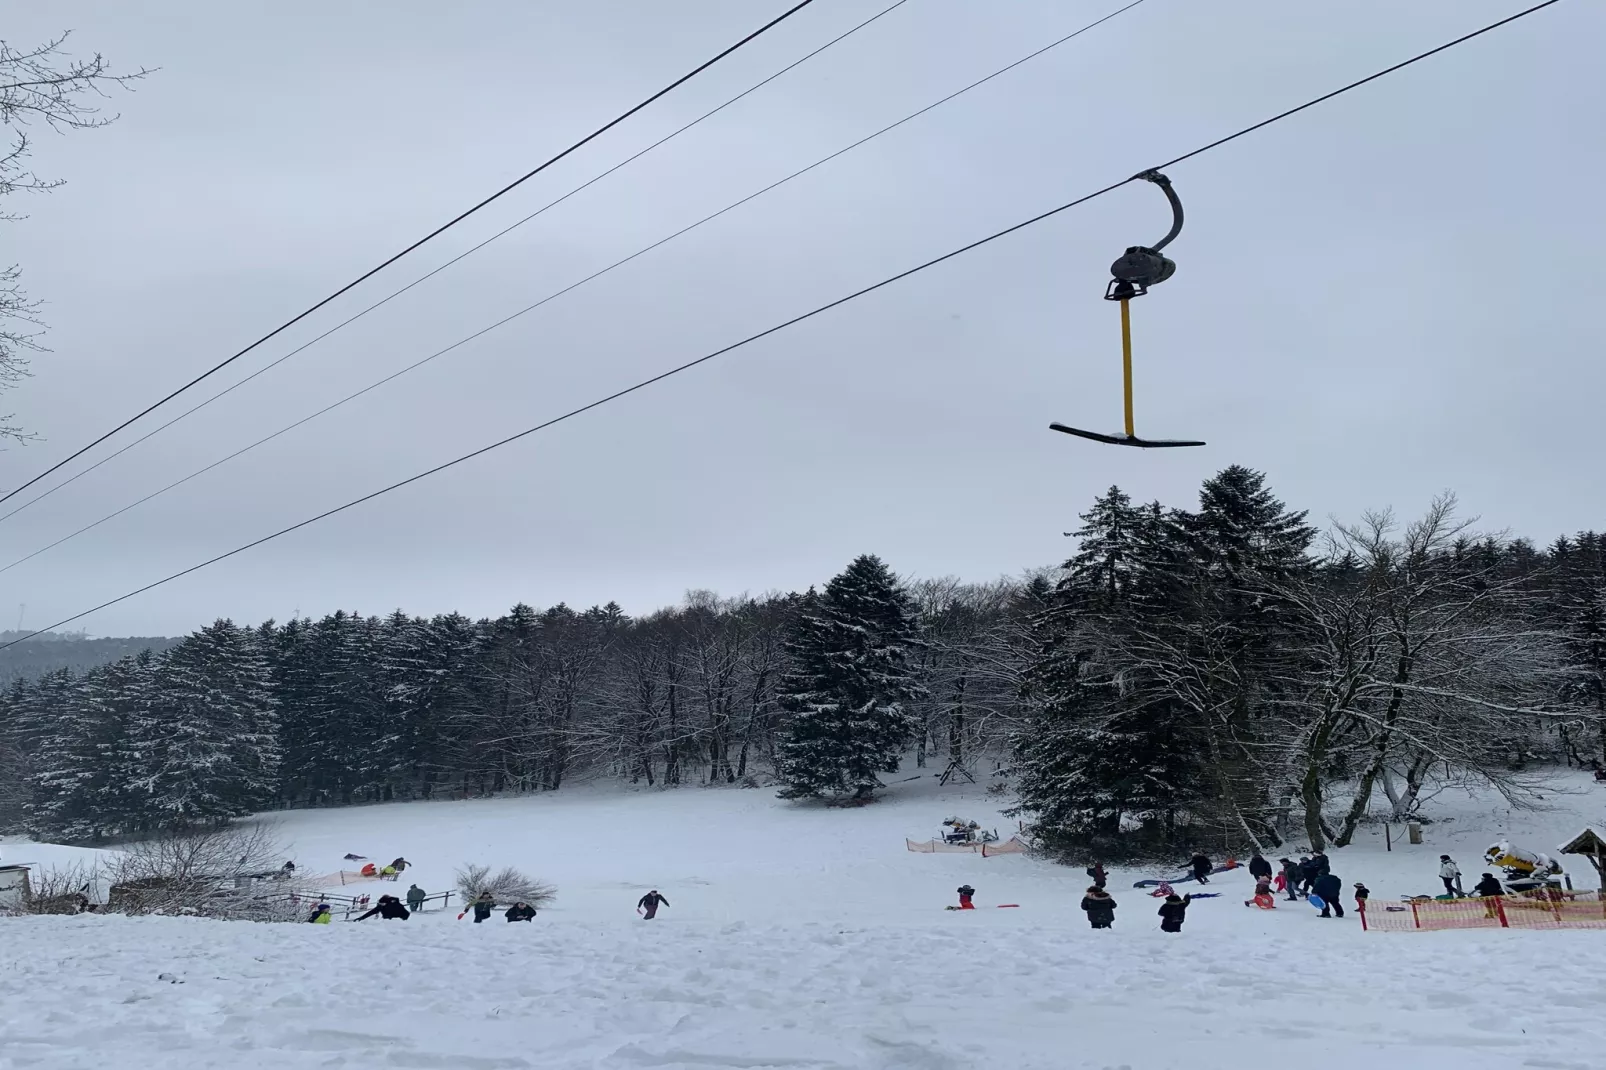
[774,556,925,800]
[128,620,279,828]
[1010,488,1198,858]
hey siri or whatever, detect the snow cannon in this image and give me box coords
[1484,840,1564,891]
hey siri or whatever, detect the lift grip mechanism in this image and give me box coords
[1049,168,1204,448]
[1104,170,1182,301]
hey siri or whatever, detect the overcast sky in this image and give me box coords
[1,0,1599,638]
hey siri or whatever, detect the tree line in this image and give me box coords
[1,466,1600,859]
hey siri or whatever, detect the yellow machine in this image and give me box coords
[1485,840,1564,891]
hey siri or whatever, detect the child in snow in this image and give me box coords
[638,890,669,919]
[1189,852,1212,884]
[1438,855,1462,897]
[1149,881,1175,899]
[505,901,536,922]
[956,884,976,910]
[1158,893,1192,932]
[1244,876,1276,909]
[405,884,426,912]
[472,891,496,923]
[1081,886,1116,928]
[1354,883,1370,914]
[1086,863,1107,890]
[307,903,333,924]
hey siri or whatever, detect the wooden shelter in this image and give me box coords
[1557,828,1606,890]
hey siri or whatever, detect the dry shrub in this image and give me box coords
[454,862,556,907]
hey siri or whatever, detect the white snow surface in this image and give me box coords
[5,773,1606,1069]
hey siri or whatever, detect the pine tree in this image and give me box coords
[128,620,279,828]
[1010,489,1198,858]
[774,555,925,800]
[22,668,106,839]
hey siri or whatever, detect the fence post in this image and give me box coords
[1410,900,1420,930]
[1494,896,1509,928]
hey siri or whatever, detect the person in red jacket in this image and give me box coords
[956,884,976,909]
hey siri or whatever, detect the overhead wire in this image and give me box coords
[0,0,1564,651]
[0,0,1150,571]
[0,0,918,529]
[0,0,823,509]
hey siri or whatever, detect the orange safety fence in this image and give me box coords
[1361,890,1606,932]
[906,836,1028,856]
[982,837,1028,857]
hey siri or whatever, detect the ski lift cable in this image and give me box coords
[0,0,1563,653]
[0,0,1152,575]
[0,0,825,509]
[0,0,920,530]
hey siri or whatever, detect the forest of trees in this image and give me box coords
[1,467,1601,860]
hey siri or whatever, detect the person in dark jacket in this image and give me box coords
[1472,873,1504,897]
[1297,856,1320,894]
[638,889,669,919]
[1189,852,1212,884]
[1354,882,1370,914]
[1312,872,1343,918]
[1309,852,1331,879]
[1086,863,1107,890]
[1248,853,1273,881]
[1279,858,1302,901]
[471,891,496,923]
[505,901,536,922]
[356,894,411,921]
[405,884,426,912]
[1081,886,1116,929]
[1158,893,1192,932]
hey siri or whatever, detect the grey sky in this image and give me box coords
[1,0,1599,637]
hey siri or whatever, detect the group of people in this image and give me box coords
[1437,854,1506,898]
[1078,886,1194,931]
[304,881,431,923]
[466,890,541,923]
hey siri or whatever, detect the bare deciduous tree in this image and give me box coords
[1272,496,1569,849]
[1,32,149,443]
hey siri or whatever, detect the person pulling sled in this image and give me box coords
[638,889,669,920]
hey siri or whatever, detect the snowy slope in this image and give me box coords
[4,773,1605,1069]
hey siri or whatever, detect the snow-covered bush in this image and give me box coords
[454,863,556,907]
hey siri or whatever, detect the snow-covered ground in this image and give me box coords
[5,772,1605,1069]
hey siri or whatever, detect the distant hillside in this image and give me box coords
[0,631,179,686]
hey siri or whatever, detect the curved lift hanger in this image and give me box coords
[1050,171,1204,448]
